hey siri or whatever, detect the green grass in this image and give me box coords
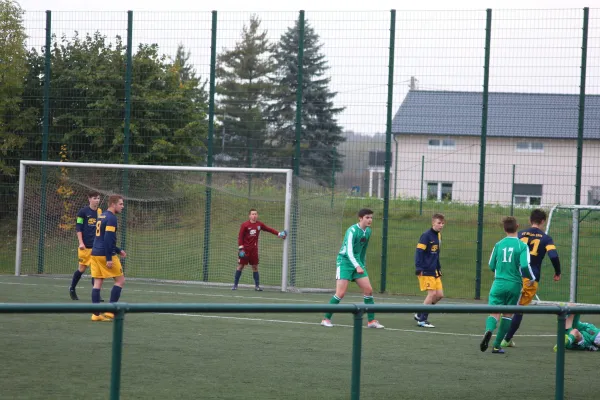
[1,275,599,400]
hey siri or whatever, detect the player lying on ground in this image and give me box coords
[232,209,286,291]
[554,308,600,352]
[321,208,384,329]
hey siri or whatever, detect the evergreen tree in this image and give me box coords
[215,15,275,167]
[268,18,345,185]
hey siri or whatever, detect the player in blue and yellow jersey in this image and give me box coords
[414,213,445,328]
[69,190,102,300]
[500,209,561,347]
[90,195,127,322]
[320,208,384,329]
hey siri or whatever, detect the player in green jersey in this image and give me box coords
[321,208,384,329]
[554,307,600,352]
[480,217,536,354]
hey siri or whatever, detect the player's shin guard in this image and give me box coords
[324,295,341,320]
[494,317,512,348]
[485,316,498,332]
[71,269,83,289]
[233,270,242,286]
[363,296,375,321]
[109,286,122,303]
[252,271,260,287]
[504,313,523,341]
[91,288,101,315]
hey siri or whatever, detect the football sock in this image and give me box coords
[110,286,122,303]
[494,317,512,348]
[504,313,523,341]
[253,271,260,287]
[485,316,498,332]
[233,270,242,285]
[324,295,341,320]
[420,312,429,322]
[566,333,576,346]
[91,288,101,315]
[363,295,375,321]
[71,269,83,289]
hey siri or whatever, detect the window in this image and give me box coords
[427,182,453,201]
[516,142,544,152]
[513,183,542,206]
[368,151,385,167]
[588,186,600,205]
[428,138,455,149]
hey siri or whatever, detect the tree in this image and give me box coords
[215,15,276,167]
[268,18,345,185]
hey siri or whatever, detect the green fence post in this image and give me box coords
[555,310,567,400]
[380,9,396,293]
[120,10,133,257]
[203,10,217,282]
[290,10,305,288]
[510,164,515,216]
[110,307,126,400]
[475,9,492,300]
[351,308,364,400]
[575,7,589,207]
[37,10,52,274]
[419,155,424,216]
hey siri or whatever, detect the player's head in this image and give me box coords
[431,213,445,232]
[248,208,258,223]
[108,195,124,214]
[87,190,101,208]
[502,216,518,234]
[357,208,373,227]
[529,209,547,226]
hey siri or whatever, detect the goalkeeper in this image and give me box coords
[232,208,286,291]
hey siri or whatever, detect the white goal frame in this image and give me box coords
[15,160,293,291]
[545,204,600,303]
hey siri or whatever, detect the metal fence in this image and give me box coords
[1,8,599,299]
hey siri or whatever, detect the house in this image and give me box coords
[391,90,600,206]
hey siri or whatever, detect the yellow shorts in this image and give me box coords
[90,256,123,279]
[519,278,538,305]
[418,275,443,291]
[78,248,93,266]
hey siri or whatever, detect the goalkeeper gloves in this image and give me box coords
[278,230,287,239]
[238,246,245,258]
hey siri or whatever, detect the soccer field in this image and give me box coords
[1,275,599,400]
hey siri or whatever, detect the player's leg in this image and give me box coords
[70,248,92,300]
[502,278,537,347]
[90,256,111,321]
[355,276,384,328]
[102,259,125,320]
[250,251,261,290]
[322,264,351,327]
[481,281,505,352]
[233,255,248,290]
[491,282,520,352]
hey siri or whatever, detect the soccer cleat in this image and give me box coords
[418,320,435,328]
[554,334,571,352]
[492,347,505,354]
[91,314,112,322]
[255,286,263,292]
[321,319,334,327]
[500,339,516,348]
[231,285,238,291]
[480,330,492,352]
[103,312,115,319]
[367,320,385,329]
[69,288,79,301]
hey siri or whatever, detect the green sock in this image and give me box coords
[485,316,498,332]
[363,296,375,321]
[324,295,341,320]
[493,317,512,348]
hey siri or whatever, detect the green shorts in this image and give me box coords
[488,280,522,306]
[336,260,368,281]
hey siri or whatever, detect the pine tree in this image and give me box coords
[268,18,345,184]
[215,15,275,167]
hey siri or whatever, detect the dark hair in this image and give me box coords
[108,194,123,206]
[248,208,257,214]
[432,213,445,221]
[503,216,518,233]
[87,190,100,198]
[530,209,547,225]
[358,208,374,218]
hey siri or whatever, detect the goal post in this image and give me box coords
[540,204,600,304]
[15,160,293,291]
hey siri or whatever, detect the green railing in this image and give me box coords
[2,303,598,400]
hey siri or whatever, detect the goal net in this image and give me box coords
[534,204,600,305]
[15,161,347,292]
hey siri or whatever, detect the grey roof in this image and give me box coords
[392,90,600,139]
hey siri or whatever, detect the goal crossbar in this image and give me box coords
[16,160,294,291]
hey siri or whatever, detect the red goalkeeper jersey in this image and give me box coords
[238,221,279,250]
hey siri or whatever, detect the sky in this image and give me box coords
[14,0,599,135]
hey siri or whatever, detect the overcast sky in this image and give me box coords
[14,0,599,134]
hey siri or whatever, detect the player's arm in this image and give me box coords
[545,237,561,278]
[104,218,118,263]
[260,222,286,238]
[237,222,246,256]
[75,209,86,249]
[488,244,497,272]
[519,242,536,281]
[415,233,427,271]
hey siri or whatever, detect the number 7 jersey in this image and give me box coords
[518,227,558,282]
